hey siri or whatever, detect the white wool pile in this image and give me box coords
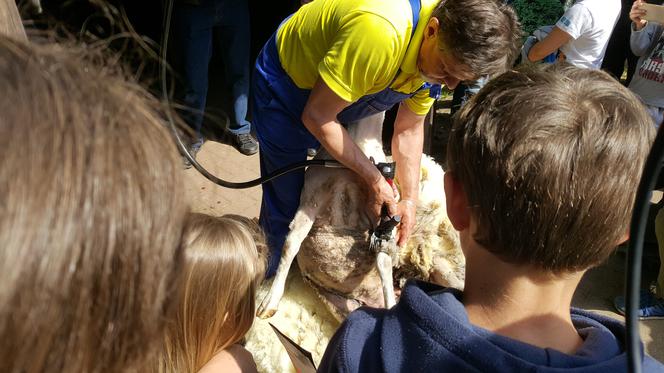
[245,266,340,373]
[417,154,446,209]
[396,154,465,289]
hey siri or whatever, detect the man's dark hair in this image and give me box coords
[434,0,522,78]
[447,64,655,273]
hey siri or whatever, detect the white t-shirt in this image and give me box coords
[555,0,621,69]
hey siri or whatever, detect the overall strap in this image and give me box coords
[408,0,421,38]
[387,0,421,86]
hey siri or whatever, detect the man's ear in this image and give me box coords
[444,171,470,231]
[425,17,440,39]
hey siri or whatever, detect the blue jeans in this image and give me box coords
[451,76,487,115]
[171,0,251,139]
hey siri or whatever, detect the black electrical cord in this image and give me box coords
[626,126,664,373]
[159,0,344,189]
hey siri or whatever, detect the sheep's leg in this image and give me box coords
[376,251,396,308]
[257,204,319,319]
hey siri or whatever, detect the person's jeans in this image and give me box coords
[451,76,488,115]
[171,0,251,140]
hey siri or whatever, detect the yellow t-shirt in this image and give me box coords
[275,0,437,116]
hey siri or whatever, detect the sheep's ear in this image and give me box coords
[444,172,470,231]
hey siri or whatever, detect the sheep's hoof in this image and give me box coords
[257,305,277,319]
[257,293,280,319]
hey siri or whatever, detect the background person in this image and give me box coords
[601,0,640,84]
[170,0,258,157]
[626,0,664,126]
[528,0,621,68]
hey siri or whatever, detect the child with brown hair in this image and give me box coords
[319,64,663,372]
[0,35,188,373]
[158,213,267,373]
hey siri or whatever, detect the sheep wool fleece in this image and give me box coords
[317,280,664,372]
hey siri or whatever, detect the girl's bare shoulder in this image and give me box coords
[198,345,258,373]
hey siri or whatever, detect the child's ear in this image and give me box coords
[444,172,470,231]
[617,232,629,246]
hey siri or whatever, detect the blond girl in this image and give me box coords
[159,213,267,373]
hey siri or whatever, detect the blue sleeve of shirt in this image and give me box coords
[317,307,384,373]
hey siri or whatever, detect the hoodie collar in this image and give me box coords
[381,280,631,370]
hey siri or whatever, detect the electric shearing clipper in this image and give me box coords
[368,160,400,309]
[368,160,401,252]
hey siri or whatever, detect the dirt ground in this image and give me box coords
[185,103,664,363]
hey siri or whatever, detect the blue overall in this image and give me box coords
[251,0,441,276]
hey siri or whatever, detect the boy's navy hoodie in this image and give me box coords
[317,280,664,372]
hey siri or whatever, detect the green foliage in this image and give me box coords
[512,0,566,36]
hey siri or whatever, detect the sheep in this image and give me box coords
[257,111,465,321]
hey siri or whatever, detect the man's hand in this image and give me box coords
[395,199,416,247]
[302,78,403,230]
[365,176,398,227]
[631,0,647,31]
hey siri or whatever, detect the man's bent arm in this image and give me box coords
[301,78,397,219]
[392,102,425,246]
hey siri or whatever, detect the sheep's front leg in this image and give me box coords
[257,205,319,318]
[376,251,396,308]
